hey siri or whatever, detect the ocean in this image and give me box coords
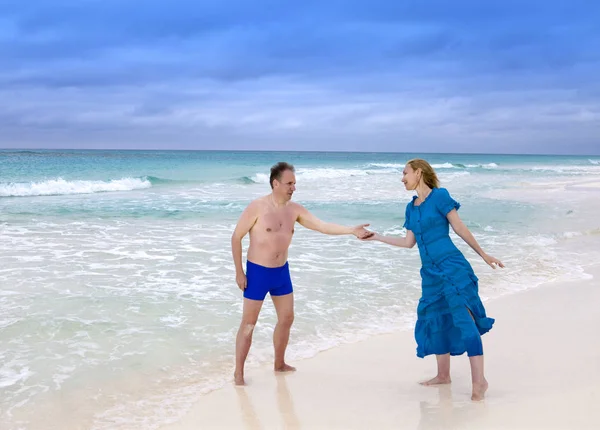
[1,149,599,429]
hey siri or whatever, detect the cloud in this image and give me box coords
[0,0,599,153]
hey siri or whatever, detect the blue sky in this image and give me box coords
[1,1,599,154]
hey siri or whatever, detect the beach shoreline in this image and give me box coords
[163,260,600,430]
[3,151,600,430]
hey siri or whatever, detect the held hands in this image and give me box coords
[483,254,505,269]
[359,231,378,241]
[236,271,247,291]
[352,224,375,239]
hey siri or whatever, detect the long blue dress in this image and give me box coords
[404,187,494,358]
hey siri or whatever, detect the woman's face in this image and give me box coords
[402,164,420,190]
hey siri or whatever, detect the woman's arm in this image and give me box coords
[447,210,504,269]
[362,230,416,248]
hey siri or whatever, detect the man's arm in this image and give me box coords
[231,202,259,287]
[296,204,371,237]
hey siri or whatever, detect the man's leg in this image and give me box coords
[271,293,295,372]
[234,298,264,385]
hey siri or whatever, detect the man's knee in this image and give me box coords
[278,313,294,327]
[240,321,257,337]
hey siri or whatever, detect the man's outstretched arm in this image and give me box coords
[296,205,372,238]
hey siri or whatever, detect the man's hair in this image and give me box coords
[269,162,295,189]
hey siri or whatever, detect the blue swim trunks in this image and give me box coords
[244,261,293,301]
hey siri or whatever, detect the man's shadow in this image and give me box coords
[235,385,262,430]
[235,374,300,430]
[276,374,301,429]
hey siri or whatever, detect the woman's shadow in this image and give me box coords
[417,385,488,430]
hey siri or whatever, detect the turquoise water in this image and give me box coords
[1,150,599,429]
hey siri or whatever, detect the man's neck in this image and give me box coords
[270,193,288,207]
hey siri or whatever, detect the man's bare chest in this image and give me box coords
[255,210,296,234]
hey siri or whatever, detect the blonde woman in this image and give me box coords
[362,159,504,401]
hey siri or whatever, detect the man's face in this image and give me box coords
[273,170,296,200]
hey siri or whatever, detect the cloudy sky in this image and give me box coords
[1,0,599,154]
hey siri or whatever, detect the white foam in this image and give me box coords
[0,177,152,197]
[528,165,600,174]
[439,171,471,180]
[466,163,499,169]
[296,168,369,180]
[13,255,45,262]
[562,231,583,239]
[53,365,76,390]
[249,166,403,185]
[159,315,188,328]
[367,163,404,168]
[103,250,176,261]
[0,318,20,329]
[0,365,33,388]
[383,227,405,235]
[249,173,269,183]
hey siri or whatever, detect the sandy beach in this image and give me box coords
[164,262,600,430]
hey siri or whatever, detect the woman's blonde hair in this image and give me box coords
[407,158,440,189]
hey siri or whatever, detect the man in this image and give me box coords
[231,161,372,385]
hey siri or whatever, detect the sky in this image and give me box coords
[0,0,599,154]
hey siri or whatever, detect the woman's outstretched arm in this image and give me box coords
[361,229,416,248]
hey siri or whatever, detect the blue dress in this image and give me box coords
[404,187,494,358]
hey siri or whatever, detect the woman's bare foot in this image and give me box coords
[274,363,296,372]
[234,371,245,386]
[420,375,452,386]
[471,379,488,401]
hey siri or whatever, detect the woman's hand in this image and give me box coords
[483,254,504,269]
[359,232,379,241]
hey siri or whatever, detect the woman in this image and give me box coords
[363,159,504,401]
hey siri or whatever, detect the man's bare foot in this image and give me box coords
[471,379,488,401]
[274,363,296,372]
[234,371,245,386]
[420,375,452,386]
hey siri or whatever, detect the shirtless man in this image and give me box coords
[231,162,372,385]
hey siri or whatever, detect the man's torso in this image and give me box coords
[247,196,299,267]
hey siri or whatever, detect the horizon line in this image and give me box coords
[1,147,599,157]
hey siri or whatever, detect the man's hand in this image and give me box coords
[352,224,374,239]
[359,232,379,241]
[236,271,247,291]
